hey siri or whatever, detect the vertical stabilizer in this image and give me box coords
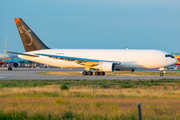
[14,18,50,52]
[4,35,7,53]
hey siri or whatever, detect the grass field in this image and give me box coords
[1,79,180,119]
[39,71,180,76]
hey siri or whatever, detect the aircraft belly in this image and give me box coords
[116,62,147,69]
[116,59,164,69]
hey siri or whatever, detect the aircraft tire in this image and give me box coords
[95,71,99,76]
[100,72,105,76]
[82,71,87,75]
[8,68,12,70]
[160,73,163,76]
[87,71,93,75]
[103,72,105,75]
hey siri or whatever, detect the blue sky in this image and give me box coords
[0,0,180,53]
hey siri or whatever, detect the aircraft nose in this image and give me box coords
[167,58,178,66]
[173,58,178,65]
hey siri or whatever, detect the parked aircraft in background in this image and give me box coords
[10,18,177,76]
[174,56,180,65]
[0,36,9,65]
[0,35,27,70]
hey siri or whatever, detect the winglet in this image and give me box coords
[14,18,20,24]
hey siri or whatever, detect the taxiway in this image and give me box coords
[0,68,180,80]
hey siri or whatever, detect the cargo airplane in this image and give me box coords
[9,18,177,76]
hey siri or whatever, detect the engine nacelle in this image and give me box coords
[99,62,115,72]
[13,62,20,68]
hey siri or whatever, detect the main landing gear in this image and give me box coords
[82,71,105,76]
[8,64,12,70]
[8,67,12,70]
[82,71,93,75]
[95,71,105,76]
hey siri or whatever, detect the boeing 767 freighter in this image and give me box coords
[9,18,177,76]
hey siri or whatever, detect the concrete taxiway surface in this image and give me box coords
[0,68,180,80]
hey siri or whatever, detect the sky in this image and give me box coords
[0,0,180,53]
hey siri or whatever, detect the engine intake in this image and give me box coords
[99,62,115,72]
[13,62,20,68]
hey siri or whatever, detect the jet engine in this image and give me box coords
[99,62,115,72]
[13,62,20,68]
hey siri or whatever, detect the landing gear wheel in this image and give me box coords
[95,71,99,76]
[160,73,164,76]
[95,71,105,76]
[8,67,12,70]
[87,71,93,75]
[100,72,105,76]
[82,71,87,75]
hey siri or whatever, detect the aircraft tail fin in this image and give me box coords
[14,18,50,52]
[4,35,7,53]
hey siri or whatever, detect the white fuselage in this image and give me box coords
[18,49,177,70]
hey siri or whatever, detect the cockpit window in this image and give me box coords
[165,54,174,58]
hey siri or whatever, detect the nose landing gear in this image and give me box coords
[160,73,164,76]
[159,68,165,77]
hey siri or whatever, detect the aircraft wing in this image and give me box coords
[7,51,121,70]
[39,53,121,68]
[40,53,121,71]
[39,53,115,62]
[8,51,120,63]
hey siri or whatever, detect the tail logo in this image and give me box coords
[18,26,33,46]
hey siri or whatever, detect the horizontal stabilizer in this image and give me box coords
[3,59,28,63]
[7,51,39,57]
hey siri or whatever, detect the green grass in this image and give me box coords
[1,80,180,119]
[0,109,138,120]
[61,84,69,90]
[0,79,180,88]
